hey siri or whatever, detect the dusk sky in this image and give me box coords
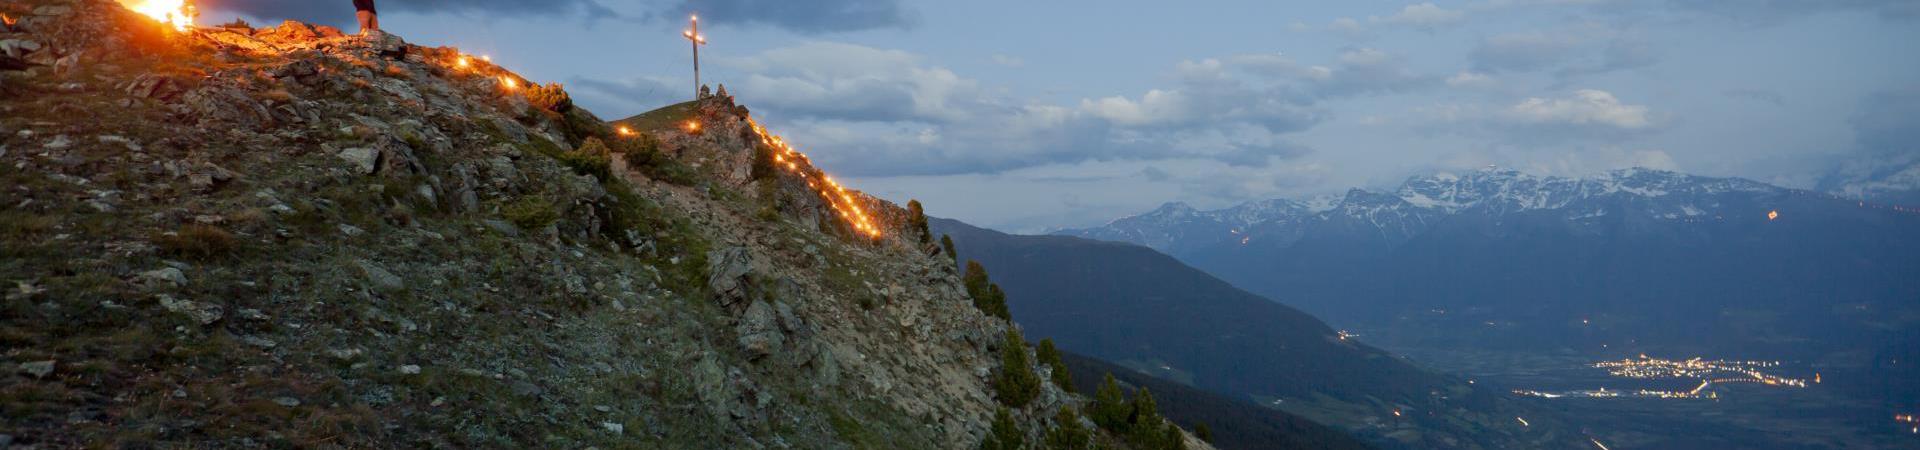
[206,0,1920,232]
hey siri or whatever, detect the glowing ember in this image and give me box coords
[747,119,884,238]
[118,0,195,31]
[1767,210,1779,220]
[2,14,14,27]
[616,126,636,136]
[684,120,701,132]
[500,77,518,89]
[456,56,471,69]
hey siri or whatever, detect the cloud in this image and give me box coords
[1671,0,1920,23]
[717,43,1346,177]
[1507,89,1652,129]
[1469,24,1658,78]
[657,0,916,34]
[1294,2,1469,37]
[568,76,685,119]
[1376,3,1468,29]
[211,0,617,26]
[1446,71,1499,90]
[1411,89,1660,145]
[989,54,1025,68]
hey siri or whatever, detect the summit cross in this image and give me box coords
[682,14,707,98]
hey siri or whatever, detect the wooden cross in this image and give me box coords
[682,14,707,98]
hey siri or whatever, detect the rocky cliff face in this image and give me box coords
[0,1,1185,448]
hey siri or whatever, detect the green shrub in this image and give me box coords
[154,224,240,260]
[992,329,1041,408]
[557,138,612,180]
[502,196,560,231]
[526,82,573,113]
[941,234,957,261]
[612,132,698,185]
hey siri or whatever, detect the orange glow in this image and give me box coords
[481,55,493,62]
[684,120,701,132]
[500,77,518,89]
[118,0,195,31]
[1767,210,1779,220]
[747,119,884,238]
[456,56,471,69]
[1,14,14,27]
[616,126,635,136]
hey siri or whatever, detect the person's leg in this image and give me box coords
[356,10,372,35]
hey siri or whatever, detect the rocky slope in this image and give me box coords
[0,1,1204,448]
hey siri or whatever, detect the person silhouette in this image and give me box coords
[353,0,379,35]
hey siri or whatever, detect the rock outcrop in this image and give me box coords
[0,1,1204,449]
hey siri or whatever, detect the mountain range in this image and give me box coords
[933,217,1585,448]
[1058,167,1920,403]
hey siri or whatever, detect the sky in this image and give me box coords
[204,0,1920,232]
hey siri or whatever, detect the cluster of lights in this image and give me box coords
[119,0,196,32]
[1595,355,1807,388]
[746,119,883,238]
[1898,414,1919,435]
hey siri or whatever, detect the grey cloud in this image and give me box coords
[660,0,916,34]
[1470,25,1660,80]
[1671,0,1920,23]
[568,76,685,119]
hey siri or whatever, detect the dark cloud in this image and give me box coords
[208,0,617,27]
[661,0,916,34]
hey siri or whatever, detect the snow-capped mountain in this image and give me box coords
[1054,166,1920,368]
[1059,167,1798,256]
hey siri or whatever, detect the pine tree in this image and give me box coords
[992,329,1042,408]
[985,283,1011,320]
[942,234,957,261]
[907,199,931,244]
[1193,422,1213,444]
[1035,339,1073,392]
[1091,374,1128,430]
[1044,407,1092,450]
[964,260,990,300]
[978,407,1025,450]
[1161,422,1188,450]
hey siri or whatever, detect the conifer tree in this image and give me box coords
[993,329,1042,407]
[907,199,931,244]
[942,234,957,261]
[1035,339,1073,392]
[979,407,1025,450]
[1091,374,1128,430]
[1044,407,1092,450]
[1193,422,1213,444]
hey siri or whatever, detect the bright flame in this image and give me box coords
[119,0,195,31]
[456,56,471,69]
[500,77,518,89]
[1,14,14,26]
[616,126,635,136]
[1767,210,1779,220]
[747,119,883,238]
[685,120,701,132]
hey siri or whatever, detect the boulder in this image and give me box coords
[137,267,188,287]
[736,299,784,360]
[16,360,54,378]
[355,259,405,292]
[706,247,753,308]
[158,294,223,325]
